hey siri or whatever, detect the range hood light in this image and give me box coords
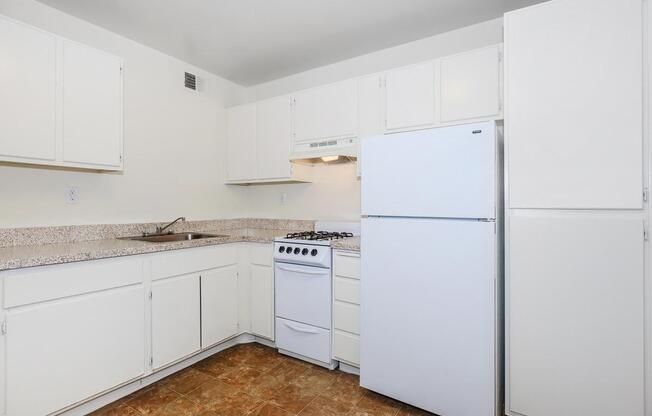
[320,155,340,163]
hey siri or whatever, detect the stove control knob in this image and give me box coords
[301,248,309,255]
[279,246,286,253]
[293,247,301,254]
[311,249,318,256]
[285,246,292,253]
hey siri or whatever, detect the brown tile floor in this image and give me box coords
[90,343,435,415]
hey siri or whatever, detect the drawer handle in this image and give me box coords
[276,265,330,276]
[284,322,320,334]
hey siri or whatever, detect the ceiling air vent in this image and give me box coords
[184,72,197,91]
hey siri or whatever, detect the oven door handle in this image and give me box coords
[283,321,321,334]
[276,264,330,276]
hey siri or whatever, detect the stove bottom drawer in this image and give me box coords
[275,317,331,364]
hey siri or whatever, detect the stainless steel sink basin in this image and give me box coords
[122,232,228,243]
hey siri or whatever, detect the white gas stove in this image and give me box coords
[273,222,359,368]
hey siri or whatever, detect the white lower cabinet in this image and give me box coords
[508,215,645,416]
[332,250,361,367]
[151,273,201,369]
[439,45,502,123]
[385,61,436,131]
[249,243,275,340]
[0,241,277,415]
[5,285,145,416]
[201,265,239,348]
[0,16,123,171]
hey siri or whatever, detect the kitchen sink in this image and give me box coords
[121,232,228,243]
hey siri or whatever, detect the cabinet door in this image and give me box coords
[508,215,645,416]
[152,274,200,369]
[250,264,274,339]
[293,79,357,142]
[356,74,385,177]
[201,265,239,348]
[505,0,643,209]
[62,40,122,167]
[6,286,145,416]
[439,45,502,123]
[385,62,435,131]
[0,17,57,161]
[357,74,385,138]
[226,103,257,181]
[256,96,291,179]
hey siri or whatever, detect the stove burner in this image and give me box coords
[285,231,354,241]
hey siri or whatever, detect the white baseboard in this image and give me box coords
[58,333,260,416]
[338,362,360,375]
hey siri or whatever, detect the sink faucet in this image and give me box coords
[154,217,186,235]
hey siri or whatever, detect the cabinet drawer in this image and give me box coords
[333,301,360,334]
[276,317,331,364]
[333,330,360,366]
[4,256,142,308]
[151,244,238,280]
[249,243,272,266]
[334,277,360,304]
[334,252,360,279]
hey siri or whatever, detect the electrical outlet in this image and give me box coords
[65,187,79,204]
[281,193,288,205]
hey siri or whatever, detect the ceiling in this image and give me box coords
[36,0,544,86]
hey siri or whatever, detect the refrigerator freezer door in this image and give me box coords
[361,121,496,219]
[360,216,497,416]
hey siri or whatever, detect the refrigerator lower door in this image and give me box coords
[361,216,497,416]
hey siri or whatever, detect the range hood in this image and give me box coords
[290,136,358,163]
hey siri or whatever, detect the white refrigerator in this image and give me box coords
[360,121,502,416]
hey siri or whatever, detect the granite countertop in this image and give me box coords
[0,227,290,272]
[332,236,360,252]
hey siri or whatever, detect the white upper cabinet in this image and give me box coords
[225,45,503,174]
[0,16,57,162]
[256,96,292,179]
[439,45,502,123]
[62,40,122,168]
[385,62,436,131]
[226,99,311,184]
[0,16,123,171]
[293,79,358,142]
[505,0,643,209]
[226,103,257,181]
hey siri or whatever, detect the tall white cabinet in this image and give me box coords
[151,273,201,369]
[0,16,123,171]
[504,1,647,415]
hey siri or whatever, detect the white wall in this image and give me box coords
[0,0,250,227]
[239,18,503,221]
[0,2,503,227]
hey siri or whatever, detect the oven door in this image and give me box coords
[275,262,331,329]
